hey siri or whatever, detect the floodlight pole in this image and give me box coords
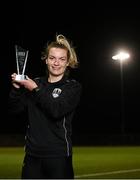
[112,52,130,137]
[119,59,125,136]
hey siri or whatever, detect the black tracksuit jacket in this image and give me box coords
[9,75,82,157]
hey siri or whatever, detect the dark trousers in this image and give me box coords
[21,153,74,179]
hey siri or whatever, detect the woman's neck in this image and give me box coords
[48,74,64,83]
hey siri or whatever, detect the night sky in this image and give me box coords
[1,2,140,143]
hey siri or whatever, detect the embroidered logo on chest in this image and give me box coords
[52,88,62,98]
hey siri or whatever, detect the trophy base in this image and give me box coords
[15,74,27,80]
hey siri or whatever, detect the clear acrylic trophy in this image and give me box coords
[15,45,29,80]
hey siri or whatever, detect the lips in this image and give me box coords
[52,67,60,70]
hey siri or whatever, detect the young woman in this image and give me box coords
[9,34,82,179]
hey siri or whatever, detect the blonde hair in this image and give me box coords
[41,34,78,68]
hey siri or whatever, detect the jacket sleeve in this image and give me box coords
[32,80,82,119]
[8,87,27,114]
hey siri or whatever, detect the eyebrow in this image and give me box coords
[49,55,67,59]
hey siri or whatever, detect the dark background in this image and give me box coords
[1,2,140,145]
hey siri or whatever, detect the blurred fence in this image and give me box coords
[0,133,140,146]
[72,133,140,146]
[0,134,25,146]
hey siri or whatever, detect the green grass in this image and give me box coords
[73,146,140,179]
[0,146,140,178]
[0,147,24,178]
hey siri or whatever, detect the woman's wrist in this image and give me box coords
[32,86,40,93]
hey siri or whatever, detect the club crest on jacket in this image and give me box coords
[52,88,62,98]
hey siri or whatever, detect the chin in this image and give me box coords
[52,71,64,75]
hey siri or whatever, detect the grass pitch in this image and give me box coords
[0,146,140,179]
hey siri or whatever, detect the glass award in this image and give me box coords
[15,45,29,80]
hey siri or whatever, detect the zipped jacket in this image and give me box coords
[9,75,82,157]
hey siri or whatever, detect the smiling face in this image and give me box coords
[46,47,69,81]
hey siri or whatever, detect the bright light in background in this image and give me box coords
[112,49,131,136]
[112,51,130,62]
